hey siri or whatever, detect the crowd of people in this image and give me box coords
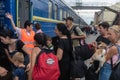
[0,12,120,80]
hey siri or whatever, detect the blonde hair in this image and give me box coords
[12,52,24,63]
[109,25,120,40]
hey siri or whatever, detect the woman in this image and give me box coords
[0,30,30,69]
[55,23,73,80]
[28,33,46,80]
[0,41,12,80]
[99,25,120,80]
[29,32,61,80]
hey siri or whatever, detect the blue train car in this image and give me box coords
[0,0,87,37]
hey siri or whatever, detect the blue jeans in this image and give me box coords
[99,62,112,80]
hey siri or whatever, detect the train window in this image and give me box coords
[54,4,58,20]
[69,13,72,17]
[60,9,62,20]
[66,12,67,17]
[48,1,52,18]
[64,11,66,18]
[67,13,70,17]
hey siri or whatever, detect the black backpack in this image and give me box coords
[75,44,95,61]
[85,61,99,80]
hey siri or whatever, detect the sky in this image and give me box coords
[64,0,120,6]
[64,0,120,25]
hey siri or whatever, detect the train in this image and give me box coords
[0,0,87,37]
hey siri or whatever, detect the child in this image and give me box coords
[46,36,54,50]
[34,23,43,33]
[12,52,26,80]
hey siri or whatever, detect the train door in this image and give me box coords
[18,0,30,27]
[0,0,7,31]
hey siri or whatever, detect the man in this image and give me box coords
[66,17,86,47]
[66,17,86,80]
[96,21,111,45]
[5,13,35,53]
[95,22,111,80]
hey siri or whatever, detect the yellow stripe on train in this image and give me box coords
[32,16,65,23]
[32,16,79,26]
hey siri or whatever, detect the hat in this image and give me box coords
[65,17,74,21]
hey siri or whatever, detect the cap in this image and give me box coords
[65,17,74,21]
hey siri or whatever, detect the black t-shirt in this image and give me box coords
[6,40,25,57]
[7,40,29,66]
[16,40,25,53]
[0,42,12,71]
[96,35,111,45]
[15,40,29,65]
[52,36,60,54]
[58,38,72,80]
[58,39,72,62]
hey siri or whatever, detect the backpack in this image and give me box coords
[85,61,99,80]
[71,26,95,60]
[75,44,95,61]
[70,57,87,78]
[32,48,60,80]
